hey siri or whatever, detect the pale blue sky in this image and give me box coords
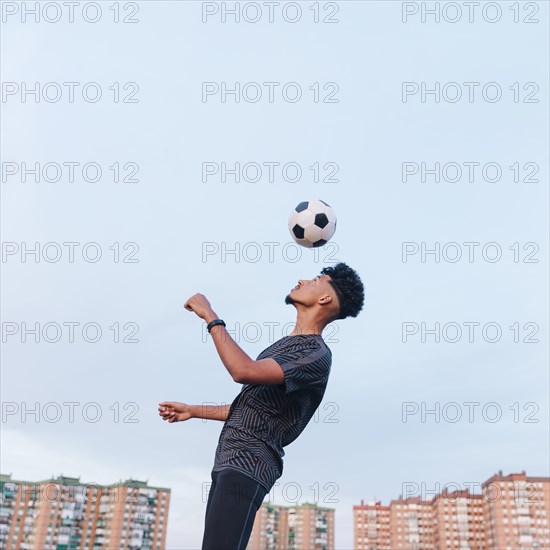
[1,2,549,548]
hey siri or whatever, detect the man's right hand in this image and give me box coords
[158,401,193,423]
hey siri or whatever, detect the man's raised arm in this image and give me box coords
[183,293,284,385]
[183,293,254,381]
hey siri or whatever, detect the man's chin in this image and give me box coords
[285,294,295,305]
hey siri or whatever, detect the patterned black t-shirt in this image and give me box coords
[212,334,332,492]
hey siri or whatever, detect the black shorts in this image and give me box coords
[202,468,269,550]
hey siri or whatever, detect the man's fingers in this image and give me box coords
[159,406,176,420]
[159,402,183,423]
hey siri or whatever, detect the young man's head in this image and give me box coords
[285,262,365,325]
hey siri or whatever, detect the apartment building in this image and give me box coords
[354,471,549,550]
[388,496,434,549]
[247,501,334,550]
[352,500,390,549]
[482,470,549,550]
[0,473,170,550]
[432,489,485,550]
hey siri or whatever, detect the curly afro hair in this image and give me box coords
[320,262,365,320]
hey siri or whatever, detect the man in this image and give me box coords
[158,262,365,550]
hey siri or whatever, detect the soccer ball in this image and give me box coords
[288,199,337,248]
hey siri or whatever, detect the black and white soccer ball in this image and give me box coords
[288,199,337,248]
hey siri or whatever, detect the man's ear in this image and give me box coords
[318,294,333,305]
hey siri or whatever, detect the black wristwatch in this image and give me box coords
[207,319,226,333]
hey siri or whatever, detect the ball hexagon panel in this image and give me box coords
[304,223,323,244]
[288,208,315,230]
[307,199,331,215]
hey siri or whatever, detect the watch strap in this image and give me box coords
[207,319,226,333]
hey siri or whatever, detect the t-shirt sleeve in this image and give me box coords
[270,346,331,394]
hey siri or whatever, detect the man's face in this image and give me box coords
[285,274,335,307]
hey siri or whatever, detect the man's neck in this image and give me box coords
[288,315,326,336]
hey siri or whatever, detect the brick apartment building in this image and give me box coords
[354,471,549,550]
[247,501,334,550]
[0,473,170,550]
